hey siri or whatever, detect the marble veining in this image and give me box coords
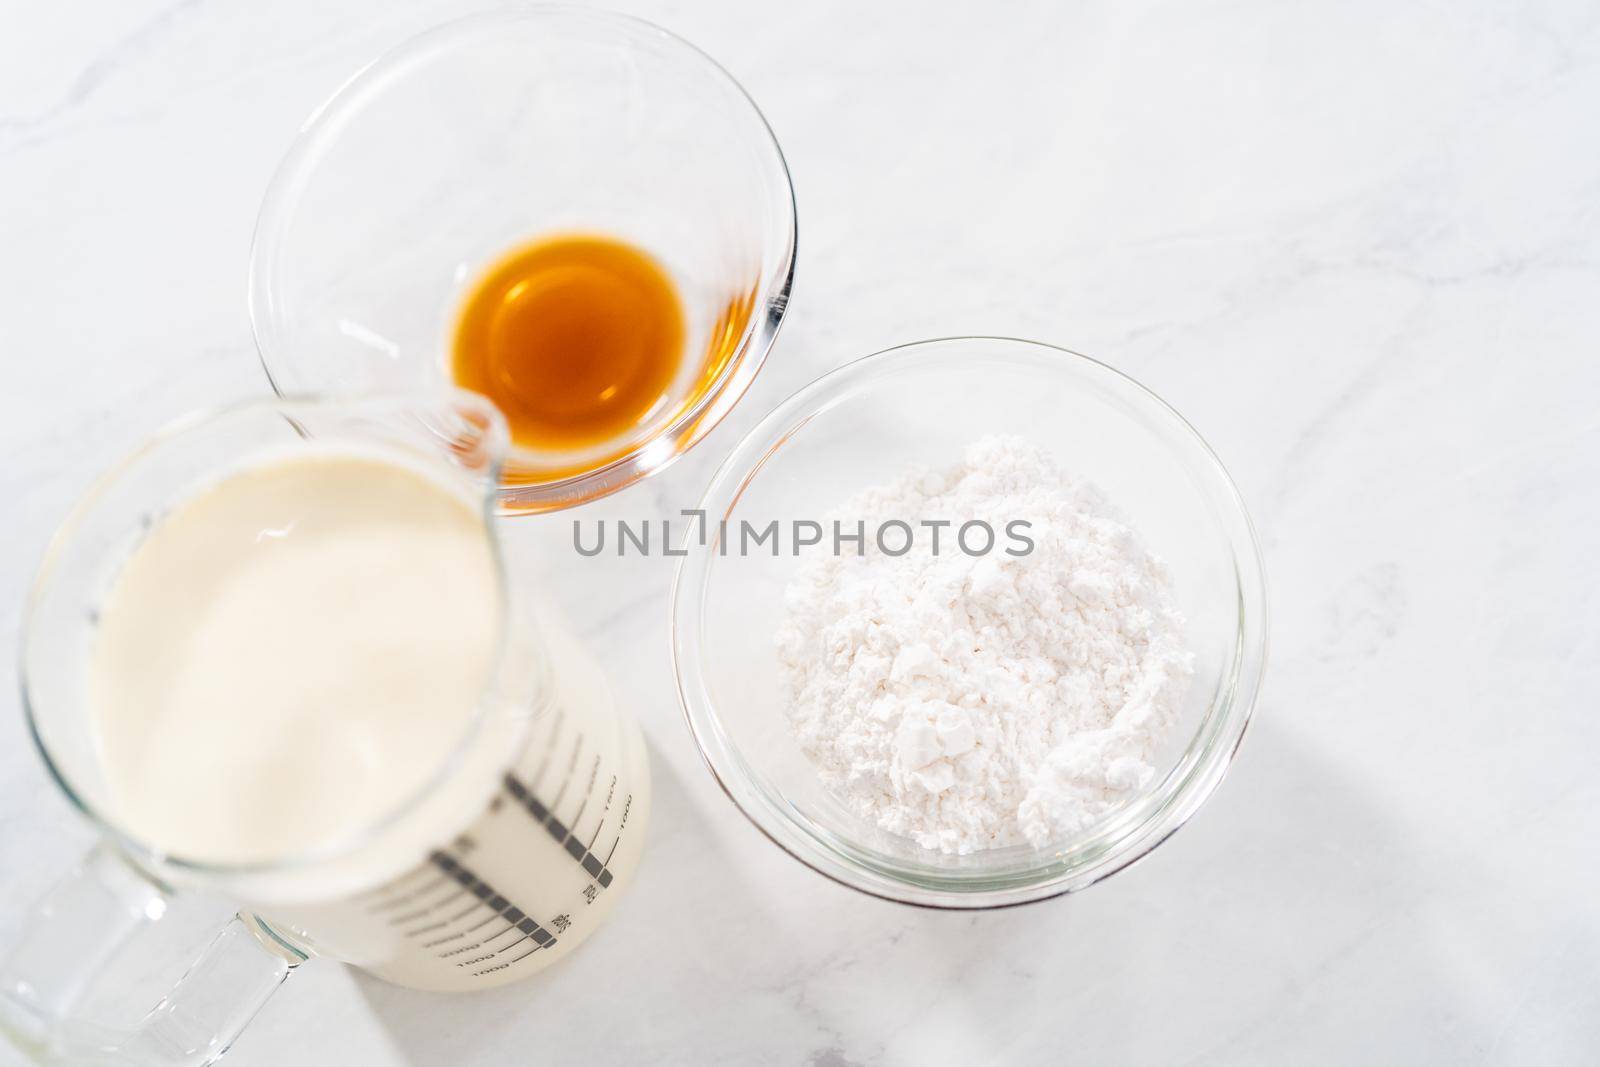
[2,0,1597,1063]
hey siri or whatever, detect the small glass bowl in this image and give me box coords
[248,7,796,512]
[671,337,1268,907]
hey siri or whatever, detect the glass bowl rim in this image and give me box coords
[670,336,1269,908]
[246,5,799,514]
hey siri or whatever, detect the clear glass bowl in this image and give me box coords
[671,337,1268,907]
[248,7,796,512]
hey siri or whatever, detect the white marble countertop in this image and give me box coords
[3,0,1598,1063]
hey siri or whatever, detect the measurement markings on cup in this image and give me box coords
[360,866,448,914]
[350,704,636,978]
[427,852,558,972]
[503,772,617,888]
[393,883,470,929]
[529,708,566,789]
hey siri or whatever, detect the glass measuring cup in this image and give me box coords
[1,393,650,1065]
[249,7,797,512]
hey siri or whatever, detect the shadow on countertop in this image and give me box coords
[345,710,1511,1065]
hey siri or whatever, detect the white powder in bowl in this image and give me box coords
[776,436,1194,854]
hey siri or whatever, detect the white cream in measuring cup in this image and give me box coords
[2,394,649,1064]
[90,452,502,865]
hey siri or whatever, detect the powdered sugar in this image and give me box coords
[776,436,1193,854]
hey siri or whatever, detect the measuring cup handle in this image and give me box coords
[0,846,305,1065]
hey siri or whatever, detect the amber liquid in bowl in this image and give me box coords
[452,233,687,453]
